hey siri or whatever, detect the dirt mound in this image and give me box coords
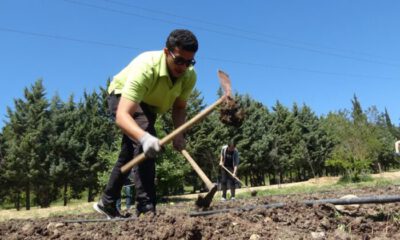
[1,186,400,239]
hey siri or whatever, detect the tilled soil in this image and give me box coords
[1,185,400,239]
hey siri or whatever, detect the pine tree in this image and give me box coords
[0,132,8,204]
[75,90,114,202]
[269,101,295,184]
[2,80,53,209]
[48,94,82,206]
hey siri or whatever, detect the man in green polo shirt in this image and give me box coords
[94,29,199,219]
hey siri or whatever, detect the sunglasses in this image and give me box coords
[169,51,196,67]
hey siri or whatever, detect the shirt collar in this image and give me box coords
[159,52,169,77]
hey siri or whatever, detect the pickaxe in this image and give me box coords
[181,150,217,208]
[220,164,257,196]
[120,70,232,207]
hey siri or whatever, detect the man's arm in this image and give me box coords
[171,98,187,151]
[233,165,238,176]
[116,97,146,140]
[233,150,239,176]
[116,97,160,156]
[219,147,225,166]
[396,140,400,154]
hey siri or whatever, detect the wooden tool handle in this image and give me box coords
[220,164,245,186]
[121,97,225,173]
[181,149,215,190]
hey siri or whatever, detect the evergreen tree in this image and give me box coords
[2,104,27,210]
[25,81,54,207]
[292,104,334,179]
[0,132,8,204]
[75,90,115,202]
[48,94,82,206]
[269,101,295,184]
[384,108,400,139]
[234,95,271,186]
[2,80,53,208]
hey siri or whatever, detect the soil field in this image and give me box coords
[1,185,400,239]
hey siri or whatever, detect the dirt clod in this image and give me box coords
[219,97,245,127]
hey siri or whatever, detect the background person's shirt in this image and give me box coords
[221,145,239,169]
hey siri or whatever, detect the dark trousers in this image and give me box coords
[221,167,236,198]
[102,93,157,213]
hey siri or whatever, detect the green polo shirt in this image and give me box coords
[108,50,197,113]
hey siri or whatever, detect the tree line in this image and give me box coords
[0,79,399,210]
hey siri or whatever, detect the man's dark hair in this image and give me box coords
[166,29,198,52]
[228,140,236,147]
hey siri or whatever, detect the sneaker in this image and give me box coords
[221,197,227,202]
[93,200,124,219]
[231,197,236,200]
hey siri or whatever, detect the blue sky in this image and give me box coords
[1,0,400,129]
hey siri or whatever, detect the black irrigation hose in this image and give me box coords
[60,216,137,223]
[189,195,400,217]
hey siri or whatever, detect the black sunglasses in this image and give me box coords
[169,51,196,67]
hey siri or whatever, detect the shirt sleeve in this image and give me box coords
[221,146,226,157]
[121,57,154,103]
[233,150,240,166]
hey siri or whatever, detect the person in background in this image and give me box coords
[219,141,239,201]
[116,171,134,212]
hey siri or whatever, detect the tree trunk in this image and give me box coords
[88,187,93,202]
[261,173,265,186]
[15,191,20,211]
[297,168,302,181]
[63,183,68,206]
[269,173,276,185]
[25,184,30,210]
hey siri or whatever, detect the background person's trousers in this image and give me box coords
[221,167,236,198]
[102,93,157,212]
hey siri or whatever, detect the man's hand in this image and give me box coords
[139,132,161,158]
[173,134,185,151]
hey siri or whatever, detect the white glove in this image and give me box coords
[139,132,161,157]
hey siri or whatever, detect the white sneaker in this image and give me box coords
[231,197,236,200]
[221,197,226,201]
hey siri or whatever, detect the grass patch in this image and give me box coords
[337,173,374,184]
[0,201,95,222]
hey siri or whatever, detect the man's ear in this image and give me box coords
[163,47,169,55]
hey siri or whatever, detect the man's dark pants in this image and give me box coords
[101,93,157,214]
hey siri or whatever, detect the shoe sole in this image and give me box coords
[93,203,112,220]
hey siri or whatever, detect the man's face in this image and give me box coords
[228,145,235,151]
[164,47,196,78]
